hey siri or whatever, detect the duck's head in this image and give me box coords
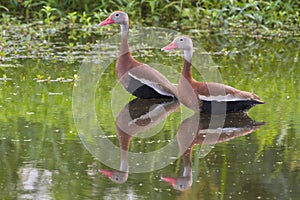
[99,11,129,26]
[161,35,193,51]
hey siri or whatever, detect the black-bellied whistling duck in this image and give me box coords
[162,36,265,113]
[99,11,177,99]
[99,98,180,183]
[162,112,264,191]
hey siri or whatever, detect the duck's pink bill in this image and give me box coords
[161,42,178,51]
[99,169,113,177]
[99,16,114,26]
[161,176,177,185]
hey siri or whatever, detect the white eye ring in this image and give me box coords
[115,13,120,17]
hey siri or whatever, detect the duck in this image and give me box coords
[161,36,265,114]
[99,11,177,99]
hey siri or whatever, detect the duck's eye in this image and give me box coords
[115,13,120,17]
[115,177,119,181]
[179,38,184,42]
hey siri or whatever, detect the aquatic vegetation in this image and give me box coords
[0,0,299,32]
[40,5,62,26]
[23,0,46,19]
[66,11,78,29]
[0,5,9,12]
[0,0,298,64]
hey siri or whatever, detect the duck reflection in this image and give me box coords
[99,98,180,183]
[161,112,264,191]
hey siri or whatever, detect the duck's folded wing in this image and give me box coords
[127,64,177,97]
[196,82,264,103]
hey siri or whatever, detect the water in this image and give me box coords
[0,24,299,199]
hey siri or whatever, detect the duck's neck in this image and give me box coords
[120,23,130,57]
[182,50,193,79]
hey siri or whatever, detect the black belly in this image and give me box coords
[126,77,174,99]
[201,100,262,114]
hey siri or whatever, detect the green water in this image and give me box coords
[0,26,299,199]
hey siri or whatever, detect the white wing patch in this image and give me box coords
[128,72,174,97]
[199,94,250,102]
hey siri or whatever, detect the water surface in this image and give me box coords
[0,25,299,199]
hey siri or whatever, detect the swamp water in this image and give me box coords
[0,23,299,199]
